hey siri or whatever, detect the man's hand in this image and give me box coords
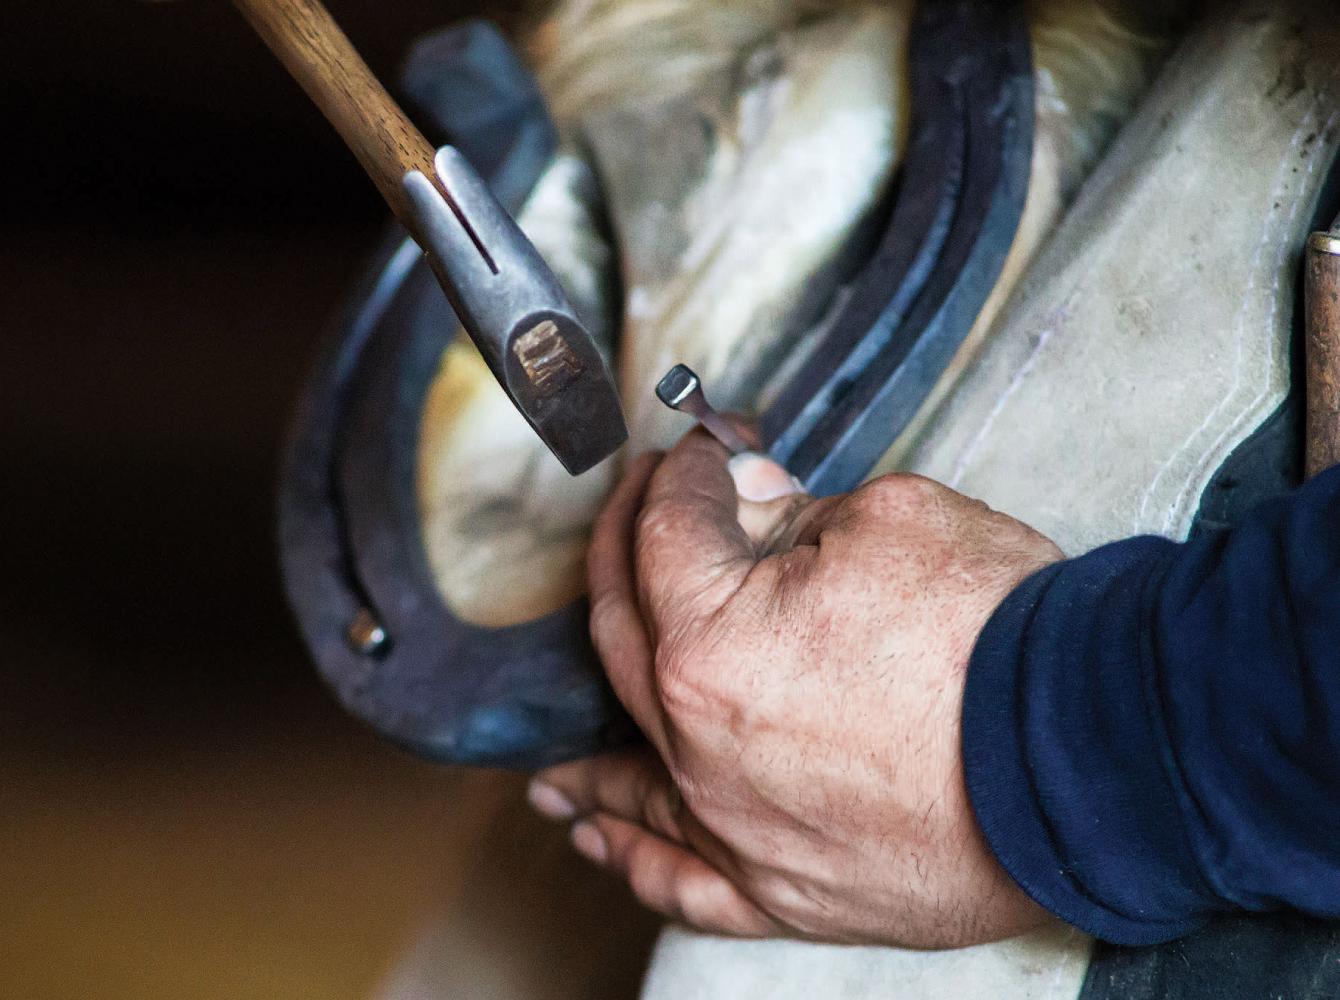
[528,431,1063,948]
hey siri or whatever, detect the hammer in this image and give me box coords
[231,0,627,475]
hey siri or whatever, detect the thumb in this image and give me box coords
[726,452,812,552]
[634,434,803,639]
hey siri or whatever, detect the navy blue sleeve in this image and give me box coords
[962,464,1340,946]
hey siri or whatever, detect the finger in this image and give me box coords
[726,450,798,502]
[634,430,761,638]
[530,748,686,843]
[726,452,812,553]
[571,814,778,937]
[587,451,668,746]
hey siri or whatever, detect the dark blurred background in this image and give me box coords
[1,3,655,998]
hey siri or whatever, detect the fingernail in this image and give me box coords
[728,452,805,502]
[570,820,609,864]
[527,780,577,821]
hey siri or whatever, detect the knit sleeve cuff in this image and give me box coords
[961,538,1212,946]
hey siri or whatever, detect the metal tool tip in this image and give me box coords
[346,608,390,658]
[656,364,700,409]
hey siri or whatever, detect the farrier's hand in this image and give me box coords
[528,432,1062,948]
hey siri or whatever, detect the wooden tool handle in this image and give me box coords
[1304,227,1340,479]
[232,0,438,232]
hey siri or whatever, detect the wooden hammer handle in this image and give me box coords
[231,0,438,234]
[1304,227,1340,479]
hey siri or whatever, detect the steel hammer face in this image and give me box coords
[403,146,628,475]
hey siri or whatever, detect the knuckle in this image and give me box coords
[653,640,710,715]
[744,871,823,929]
[836,475,954,542]
[843,478,899,521]
[587,592,623,641]
[634,499,680,559]
[677,871,737,929]
[857,473,935,511]
[626,848,672,913]
[626,866,657,908]
[633,501,692,591]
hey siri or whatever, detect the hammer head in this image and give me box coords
[404,147,627,476]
